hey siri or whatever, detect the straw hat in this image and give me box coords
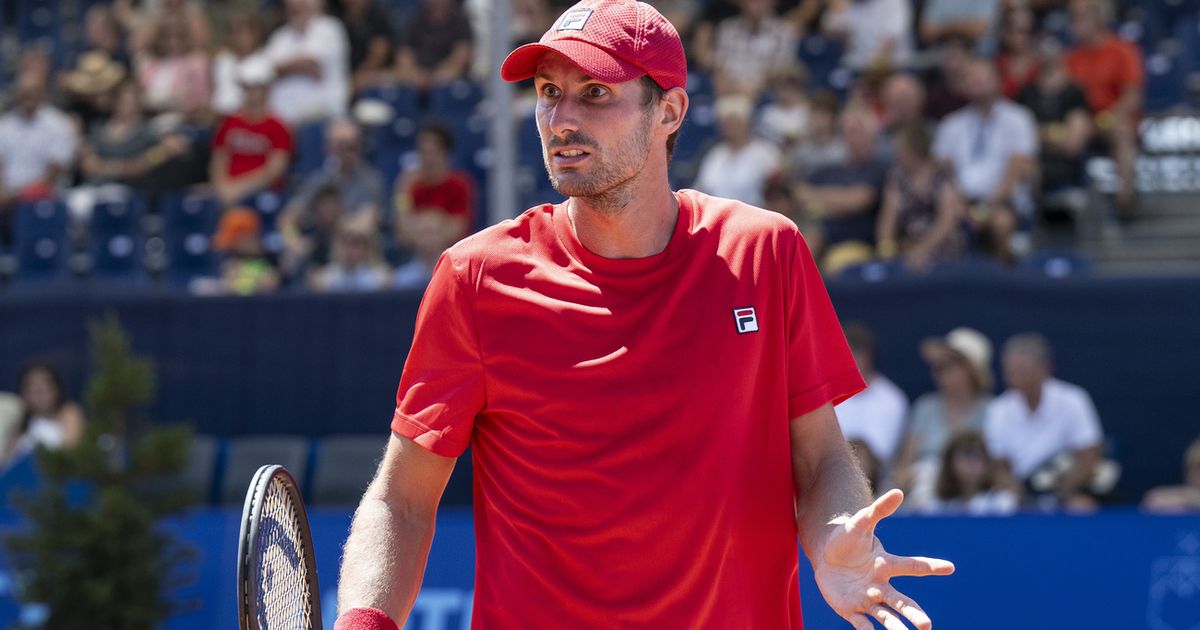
[920,327,994,392]
[62,52,126,96]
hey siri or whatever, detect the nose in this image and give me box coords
[541,96,581,144]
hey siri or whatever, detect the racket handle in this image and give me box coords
[334,607,401,630]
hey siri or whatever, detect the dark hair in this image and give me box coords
[639,76,679,160]
[935,431,996,500]
[897,122,931,160]
[18,360,67,435]
[418,123,455,153]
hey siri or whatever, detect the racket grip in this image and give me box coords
[334,607,401,630]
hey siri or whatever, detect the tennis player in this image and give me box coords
[337,1,954,628]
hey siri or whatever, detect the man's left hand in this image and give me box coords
[812,489,954,630]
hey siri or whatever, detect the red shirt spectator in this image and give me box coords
[1065,34,1143,114]
[212,114,292,179]
[408,171,474,219]
[393,124,476,244]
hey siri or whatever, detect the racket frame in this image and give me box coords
[237,464,323,630]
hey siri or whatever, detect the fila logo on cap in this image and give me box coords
[557,9,594,31]
[733,307,759,334]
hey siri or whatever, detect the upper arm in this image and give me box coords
[365,432,457,517]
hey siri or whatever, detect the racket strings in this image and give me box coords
[256,476,314,629]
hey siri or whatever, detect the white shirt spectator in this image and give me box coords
[0,105,77,191]
[933,99,1037,214]
[823,0,914,70]
[757,101,810,145]
[714,15,798,95]
[836,373,908,463]
[263,15,350,123]
[984,378,1103,480]
[693,139,781,207]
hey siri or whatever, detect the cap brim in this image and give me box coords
[500,40,645,84]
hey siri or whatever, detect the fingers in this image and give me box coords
[869,605,910,630]
[848,489,905,534]
[874,586,932,630]
[846,614,874,630]
[885,553,956,578]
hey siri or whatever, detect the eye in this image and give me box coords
[585,85,609,98]
[541,84,561,99]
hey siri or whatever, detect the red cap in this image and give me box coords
[500,0,687,91]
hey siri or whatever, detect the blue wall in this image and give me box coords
[1,272,1197,500]
[3,508,1197,629]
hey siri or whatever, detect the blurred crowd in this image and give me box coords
[0,0,1180,292]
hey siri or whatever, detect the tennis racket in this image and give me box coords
[237,464,323,630]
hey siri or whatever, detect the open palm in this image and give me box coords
[813,490,955,630]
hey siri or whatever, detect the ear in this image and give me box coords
[658,86,689,137]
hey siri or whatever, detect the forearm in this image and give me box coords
[991,156,1032,203]
[338,493,437,622]
[795,439,873,562]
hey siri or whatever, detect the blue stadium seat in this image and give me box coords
[248,190,287,255]
[88,230,146,283]
[161,191,220,234]
[12,199,69,282]
[1144,52,1189,112]
[428,79,483,120]
[15,0,59,44]
[797,35,844,91]
[164,230,219,287]
[90,195,145,235]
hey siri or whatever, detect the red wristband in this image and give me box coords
[334,607,400,630]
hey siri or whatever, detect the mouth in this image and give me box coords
[550,146,592,167]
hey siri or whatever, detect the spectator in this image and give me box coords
[4,362,86,465]
[923,35,973,121]
[693,95,781,207]
[834,323,908,467]
[135,14,213,121]
[763,176,823,252]
[395,0,474,92]
[919,0,1001,55]
[309,214,390,292]
[875,123,965,271]
[995,4,1040,100]
[711,0,799,97]
[0,72,78,220]
[984,333,1105,508]
[785,90,846,180]
[281,118,385,224]
[209,58,293,207]
[1064,0,1141,214]
[193,206,280,295]
[822,0,914,71]
[337,0,396,94]
[878,72,929,160]
[279,183,345,280]
[79,80,191,187]
[924,431,1019,515]
[393,124,477,246]
[1142,438,1200,514]
[756,66,812,147]
[393,208,459,290]
[263,0,351,123]
[116,0,212,58]
[60,51,127,135]
[933,58,1037,263]
[796,107,887,266]
[81,3,132,70]
[212,11,269,116]
[892,327,994,507]
[1017,39,1093,207]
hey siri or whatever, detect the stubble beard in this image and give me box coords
[545,110,655,215]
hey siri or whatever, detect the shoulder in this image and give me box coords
[1047,378,1094,405]
[679,187,799,239]
[444,202,557,269]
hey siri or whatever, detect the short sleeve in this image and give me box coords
[1116,43,1144,88]
[391,251,486,457]
[1066,389,1103,450]
[785,233,866,419]
[212,118,231,150]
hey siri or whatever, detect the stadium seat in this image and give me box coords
[428,79,483,120]
[310,435,386,505]
[219,435,311,505]
[161,191,220,234]
[1144,52,1188,112]
[160,193,220,286]
[87,230,146,283]
[90,195,145,235]
[12,199,69,282]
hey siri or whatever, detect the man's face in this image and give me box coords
[1002,350,1046,392]
[533,53,656,200]
[1069,0,1101,43]
[840,111,877,161]
[962,61,998,105]
[329,124,361,165]
[883,77,923,125]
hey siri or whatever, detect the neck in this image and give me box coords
[567,180,678,259]
[944,388,975,407]
[1020,381,1044,411]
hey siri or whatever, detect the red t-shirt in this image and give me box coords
[408,171,475,218]
[1065,35,1144,114]
[212,114,293,179]
[392,189,865,629]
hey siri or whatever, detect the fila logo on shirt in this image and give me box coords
[557,9,593,31]
[733,307,759,334]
